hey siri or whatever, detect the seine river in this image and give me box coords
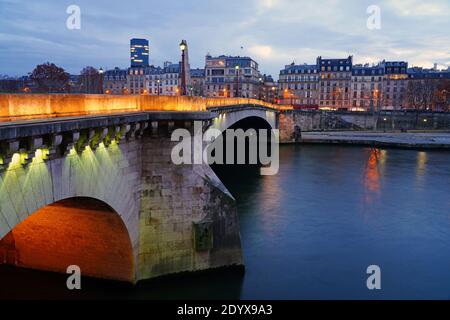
[1,145,450,299]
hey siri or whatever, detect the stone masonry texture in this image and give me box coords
[0,127,243,283]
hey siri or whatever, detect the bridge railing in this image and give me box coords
[204,97,277,109]
[0,94,278,122]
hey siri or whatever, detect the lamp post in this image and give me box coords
[157,79,160,96]
[235,65,240,97]
[179,41,187,96]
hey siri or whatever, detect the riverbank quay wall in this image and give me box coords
[279,110,450,143]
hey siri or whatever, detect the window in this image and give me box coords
[211,69,224,76]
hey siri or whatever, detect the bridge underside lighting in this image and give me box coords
[5,149,50,169]
[32,149,49,164]
[0,198,134,282]
[8,153,27,169]
[69,147,77,156]
[11,153,22,165]
[67,140,118,157]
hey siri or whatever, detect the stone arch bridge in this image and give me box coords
[0,94,279,283]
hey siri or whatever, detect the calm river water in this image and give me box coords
[1,145,450,299]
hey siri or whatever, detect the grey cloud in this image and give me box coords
[0,0,448,77]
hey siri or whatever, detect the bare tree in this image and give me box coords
[405,80,423,111]
[79,66,103,94]
[405,80,426,128]
[80,66,99,76]
[30,62,69,93]
[433,79,450,111]
[422,79,438,110]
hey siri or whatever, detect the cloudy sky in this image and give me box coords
[0,0,449,78]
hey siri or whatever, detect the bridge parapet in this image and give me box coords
[207,104,279,114]
[0,94,277,122]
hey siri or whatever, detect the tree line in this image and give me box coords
[405,78,450,112]
[28,63,101,93]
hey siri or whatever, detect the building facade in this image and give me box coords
[351,64,384,111]
[126,63,182,96]
[317,56,353,110]
[130,38,149,68]
[103,68,128,95]
[128,66,161,95]
[204,55,261,98]
[258,74,278,104]
[380,61,408,110]
[160,63,181,95]
[278,63,319,107]
[190,68,205,96]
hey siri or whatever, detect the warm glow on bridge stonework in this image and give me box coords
[0,198,133,282]
[0,94,277,122]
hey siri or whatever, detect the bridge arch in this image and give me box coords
[0,142,139,282]
[209,106,278,132]
[0,197,134,282]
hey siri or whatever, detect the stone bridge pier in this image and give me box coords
[0,112,242,283]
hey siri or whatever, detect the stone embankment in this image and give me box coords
[300,131,450,149]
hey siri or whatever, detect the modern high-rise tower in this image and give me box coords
[130,38,149,67]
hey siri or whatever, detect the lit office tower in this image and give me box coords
[130,38,149,67]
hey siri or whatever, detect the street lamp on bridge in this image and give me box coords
[235,65,240,98]
[179,40,187,96]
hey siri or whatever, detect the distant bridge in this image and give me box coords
[0,94,279,283]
